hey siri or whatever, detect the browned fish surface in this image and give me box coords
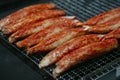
[102,27,120,40]
[39,34,104,68]
[0,3,55,30]
[83,7,120,26]
[53,39,118,78]
[9,16,76,43]
[16,19,81,48]
[83,16,120,33]
[27,28,86,55]
[3,10,65,34]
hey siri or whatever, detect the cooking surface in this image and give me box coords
[0,0,120,80]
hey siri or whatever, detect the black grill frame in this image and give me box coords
[0,0,120,80]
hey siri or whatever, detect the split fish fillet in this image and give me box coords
[16,19,81,48]
[27,28,86,55]
[9,16,76,43]
[53,39,118,78]
[83,7,120,26]
[0,3,55,30]
[102,27,120,40]
[83,16,120,33]
[3,10,65,34]
[39,34,104,68]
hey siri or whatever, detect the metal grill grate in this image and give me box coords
[0,0,120,80]
[52,0,120,22]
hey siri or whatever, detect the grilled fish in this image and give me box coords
[83,7,120,26]
[103,27,120,40]
[39,34,104,68]
[16,19,81,48]
[3,10,65,34]
[9,16,76,43]
[0,3,55,30]
[53,39,118,78]
[27,28,87,55]
[83,16,120,33]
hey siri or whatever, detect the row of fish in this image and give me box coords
[0,3,120,78]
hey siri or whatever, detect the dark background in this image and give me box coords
[0,44,43,80]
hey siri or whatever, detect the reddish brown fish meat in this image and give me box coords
[83,16,120,33]
[16,19,81,48]
[0,3,55,30]
[83,7,120,26]
[9,16,76,43]
[102,27,120,40]
[3,10,65,34]
[53,39,118,78]
[27,28,87,55]
[39,34,104,68]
